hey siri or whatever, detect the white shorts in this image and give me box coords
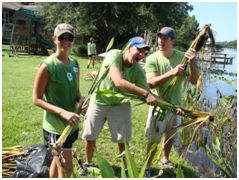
[82,100,131,143]
[145,107,181,143]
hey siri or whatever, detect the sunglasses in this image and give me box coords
[58,34,74,42]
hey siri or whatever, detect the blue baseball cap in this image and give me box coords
[129,36,150,51]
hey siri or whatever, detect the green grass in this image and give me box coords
[2,45,199,178]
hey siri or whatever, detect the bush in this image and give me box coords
[72,44,87,56]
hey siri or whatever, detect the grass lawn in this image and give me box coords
[2,45,199,178]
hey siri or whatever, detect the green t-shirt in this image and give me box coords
[145,49,188,105]
[87,42,96,55]
[91,49,148,106]
[42,55,79,135]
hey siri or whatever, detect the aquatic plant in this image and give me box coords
[181,83,237,178]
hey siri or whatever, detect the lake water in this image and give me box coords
[202,48,237,104]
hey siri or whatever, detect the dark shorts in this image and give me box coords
[88,54,96,57]
[43,129,79,149]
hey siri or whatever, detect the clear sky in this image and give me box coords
[189,2,237,42]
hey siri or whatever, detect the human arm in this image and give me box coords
[76,63,81,102]
[146,63,186,89]
[32,63,80,126]
[109,66,158,105]
[185,48,199,84]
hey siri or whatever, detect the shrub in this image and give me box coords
[72,44,87,56]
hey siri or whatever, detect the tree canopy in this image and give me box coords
[36,2,200,52]
[216,40,237,49]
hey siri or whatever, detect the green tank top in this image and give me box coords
[42,55,79,135]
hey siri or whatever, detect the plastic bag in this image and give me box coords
[12,144,52,178]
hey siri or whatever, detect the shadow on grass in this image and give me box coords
[159,164,200,178]
[72,162,199,178]
[111,164,200,178]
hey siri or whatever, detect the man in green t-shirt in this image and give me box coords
[144,27,199,177]
[79,36,159,175]
[87,37,97,68]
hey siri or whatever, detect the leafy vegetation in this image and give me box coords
[72,44,87,56]
[181,82,237,177]
[35,2,197,51]
[216,40,237,49]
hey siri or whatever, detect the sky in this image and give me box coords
[188,2,237,42]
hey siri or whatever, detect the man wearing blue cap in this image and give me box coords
[144,27,199,177]
[79,36,159,175]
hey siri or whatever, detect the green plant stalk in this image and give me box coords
[166,116,209,143]
[53,124,73,148]
[176,164,185,178]
[138,143,157,178]
[124,143,139,178]
[212,142,236,177]
[204,145,234,178]
[95,152,116,178]
[97,90,211,120]
[106,37,114,52]
[152,136,164,165]
[120,158,127,178]
[182,117,209,155]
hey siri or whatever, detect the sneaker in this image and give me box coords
[78,162,93,176]
[158,160,176,170]
[144,168,152,178]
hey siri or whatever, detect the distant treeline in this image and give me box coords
[216,40,237,49]
[36,2,200,52]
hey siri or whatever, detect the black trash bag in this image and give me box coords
[12,144,53,178]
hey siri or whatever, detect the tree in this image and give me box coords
[216,40,237,49]
[36,3,85,35]
[36,2,196,52]
[176,15,200,51]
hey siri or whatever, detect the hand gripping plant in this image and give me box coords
[164,24,215,99]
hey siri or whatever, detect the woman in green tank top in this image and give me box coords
[32,23,81,178]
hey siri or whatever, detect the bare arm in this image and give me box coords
[185,48,199,84]
[76,66,81,102]
[147,64,185,89]
[32,63,80,125]
[147,48,199,88]
[109,66,158,105]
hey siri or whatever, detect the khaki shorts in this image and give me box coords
[145,107,181,143]
[82,100,131,143]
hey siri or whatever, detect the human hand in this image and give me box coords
[171,64,185,76]
[175,107,184,116]
[145,92,159,105]
[185,48,196,64]
[60,110,80,126]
